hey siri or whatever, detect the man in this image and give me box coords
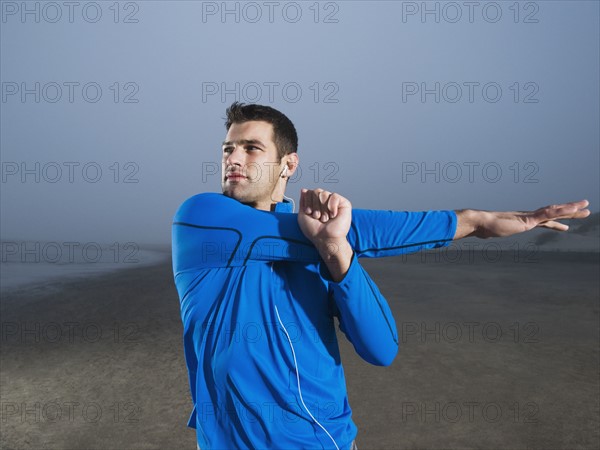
[171,102,590,450]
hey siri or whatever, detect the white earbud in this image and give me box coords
[282,167,288,178]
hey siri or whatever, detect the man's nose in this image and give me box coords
[225,146,245,167]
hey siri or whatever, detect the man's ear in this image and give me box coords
[284,153,299,178]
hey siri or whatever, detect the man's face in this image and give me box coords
[221,120,284,207]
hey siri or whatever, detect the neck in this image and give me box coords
[250,196,283,212]
[245,177,287,211]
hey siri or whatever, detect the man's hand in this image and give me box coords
[298,188,354,282]
[455,199,591,239]
[298,188,352,242]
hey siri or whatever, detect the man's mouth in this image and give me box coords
[226,172,247,181]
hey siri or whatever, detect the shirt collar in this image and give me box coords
[274,198,293,213]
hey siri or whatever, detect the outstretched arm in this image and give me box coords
[172,192,457,273]
[453,200,591,240]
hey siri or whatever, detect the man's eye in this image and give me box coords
[247,146,259,151]
[223,147,233,153]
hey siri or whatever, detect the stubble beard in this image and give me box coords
[222,178,277,208]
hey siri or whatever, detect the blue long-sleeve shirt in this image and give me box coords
[171,192,457,450]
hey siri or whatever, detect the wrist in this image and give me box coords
[314,238,353,282]
[314,237,350,257]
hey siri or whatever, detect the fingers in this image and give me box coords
[300,188,319,218]
[314,190,327,222]
[538,220,570,232]
[300,188,308,213]
[551,199,589,213]
[300,188,319,217]
[536,199,591,221]
[565,199,591,219]
[300,188,344,222]
[571,199,589,208]
[328,194,341,219]
[533,199,591,231]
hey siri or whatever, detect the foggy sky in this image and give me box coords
[1,1,598,245]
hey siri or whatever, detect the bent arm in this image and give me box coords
[321,252,398,366]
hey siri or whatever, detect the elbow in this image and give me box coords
[363,343,398,367]
[379,345,399,367]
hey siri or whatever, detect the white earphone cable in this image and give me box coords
[270,165,295,213]
[282,193,296,213]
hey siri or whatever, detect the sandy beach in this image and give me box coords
[1,250,598,449]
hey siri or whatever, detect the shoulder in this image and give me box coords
[177,192,224,208]
[173,192,237,222]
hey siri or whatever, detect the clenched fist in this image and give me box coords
[298,188,354,282]
[298,188,352,243]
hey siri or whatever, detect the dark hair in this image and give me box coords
[224,102,298,160]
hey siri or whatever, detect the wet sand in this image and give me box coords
[1,251,598,449]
